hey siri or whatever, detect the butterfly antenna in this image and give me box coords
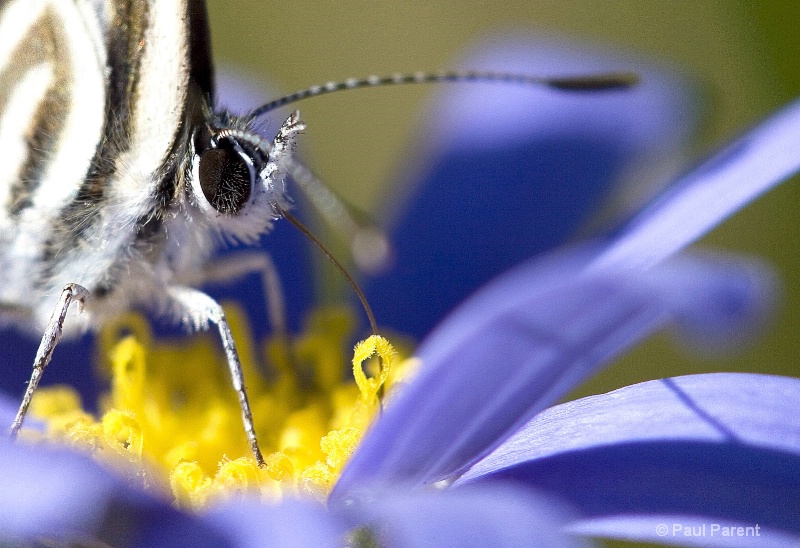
[276,205,379,338]
[251,70,638,117]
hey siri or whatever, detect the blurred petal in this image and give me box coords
[0,442,111,542]
[214,67,284,130]
[592,96,800,271]
[204,497,345,548]
[458,373,800,545]
[0,441,228,547]
[336,484,592,548]
[0,394,17,425]
[367,34,695,338]
[0,393,43,433]
[0,331,98,414]
[638,253,776,352]
[431,34,694,155]
[335,251,768,495]
[569,516,799,548]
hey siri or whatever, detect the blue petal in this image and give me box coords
[0,393,18,426]
[592,97,800,271]
[0,393,43,433]
[0,442,112,542]
[203,497,345,548]
[0,332,98,414]
[569,516,799,548]
[335,484,593,548]
[0,441,229,547]
[457,373,800,546]
[366,35,695,338]
[335,252,768,496]
[339,91,800,494]
[635,253,776,352]
[214,67,285,132]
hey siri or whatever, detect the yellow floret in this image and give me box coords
[27,305,407,510]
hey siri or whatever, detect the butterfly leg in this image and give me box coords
[167,285,265,466]
[10,283,89,439]
[196,252,288,340]
[197,251,295,373]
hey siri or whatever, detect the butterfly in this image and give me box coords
[0,0,635,465]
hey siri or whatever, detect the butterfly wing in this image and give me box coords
[0,0,213,329]
[0,0,108,311]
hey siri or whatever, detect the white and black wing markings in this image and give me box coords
[0,0,297,465]
[0,0,209,325]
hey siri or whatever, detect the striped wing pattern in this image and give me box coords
[0,0,211,329]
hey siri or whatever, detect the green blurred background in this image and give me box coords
[205,0,798,410]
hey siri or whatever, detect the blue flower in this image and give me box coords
[2,36,799,547]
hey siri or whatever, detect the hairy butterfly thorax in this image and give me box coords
[0,0,636,466]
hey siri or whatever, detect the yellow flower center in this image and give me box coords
[23,304,415,510]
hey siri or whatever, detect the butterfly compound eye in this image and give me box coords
[197,142,254,214]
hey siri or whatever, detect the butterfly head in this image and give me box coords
[186,110,304,242]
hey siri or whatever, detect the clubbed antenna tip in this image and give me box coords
[251,69,639,118]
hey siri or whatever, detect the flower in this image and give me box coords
[2,36,800,547]
[22,307,408,508]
